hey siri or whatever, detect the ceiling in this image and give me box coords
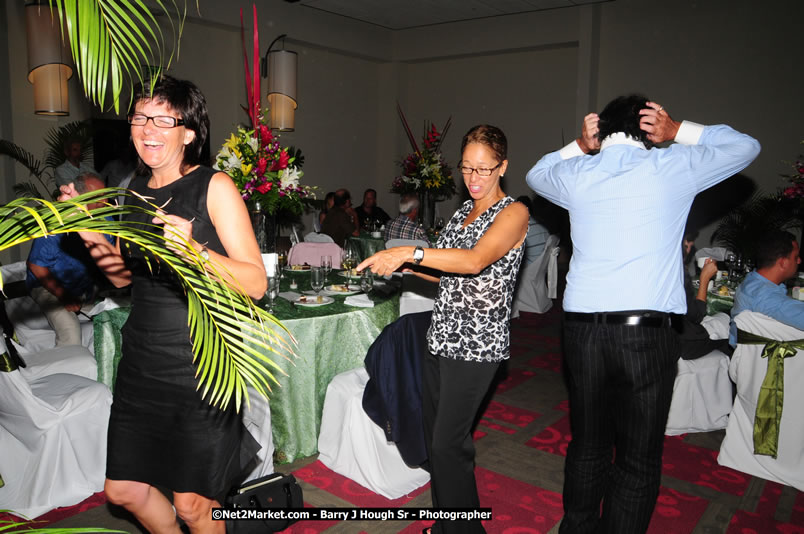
[288,0,611,31]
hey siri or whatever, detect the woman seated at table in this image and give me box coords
[358,124,528,534]
[318,191,335,229]
[60,75,265,534]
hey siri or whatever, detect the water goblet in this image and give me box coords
[265,273,279,314]
[310,266,325,301]
[277,249,288,279]
[725,252,737,285]
[342,247,358,276]
[321,255,332,285]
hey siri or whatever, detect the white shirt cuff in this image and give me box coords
[674,121,704,145]
[559,140,586,160]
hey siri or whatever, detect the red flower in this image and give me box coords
[270,150,290,171]
[256,181,272,194]
[260,125,273,146]
[257,157,268,176]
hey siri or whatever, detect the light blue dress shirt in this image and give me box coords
[526,122,760,314]
[729,270,804,346]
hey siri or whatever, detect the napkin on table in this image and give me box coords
[279,291,302,302]
[344,294,374,308]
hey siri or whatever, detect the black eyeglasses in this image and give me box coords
[127,114,185,128]
[458,161,502,177]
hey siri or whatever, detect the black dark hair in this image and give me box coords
[364,188,377,197]
[755,230,797,269]
[131,75,209,175]
[334,190,350,207]
[461,124,507,163]
[597,94,654,148]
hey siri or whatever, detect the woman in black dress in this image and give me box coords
[60,76,266,534]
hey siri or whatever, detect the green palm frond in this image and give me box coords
[12,182,47,199]
[46,0,186,113]
[0,141,42,178]
[43,120,93,169]
[0,189,296,410]
[0,510,125,533]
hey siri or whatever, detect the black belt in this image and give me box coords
[564,311,677,328]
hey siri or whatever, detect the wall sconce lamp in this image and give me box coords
[25,1,73,116]
[260,34,297,131]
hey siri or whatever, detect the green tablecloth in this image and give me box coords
[92,274,399,464]
[706,290,735,316]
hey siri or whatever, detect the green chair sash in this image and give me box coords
[736,328,804,459]
[0,350,17,373]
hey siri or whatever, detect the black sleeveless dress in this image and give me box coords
[106,166,257,498]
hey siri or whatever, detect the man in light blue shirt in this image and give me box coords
[526,94,760,534]
[730,230,803,346]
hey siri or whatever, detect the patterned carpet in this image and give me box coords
[29,306,804,533]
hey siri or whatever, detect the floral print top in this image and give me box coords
[427,196,524,362]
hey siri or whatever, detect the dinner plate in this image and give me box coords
[294,295,334,307]
[285,265,311,272]
[338,269,360,279]
[323,284,361,296]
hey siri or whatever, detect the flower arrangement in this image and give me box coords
[780,142,804,201]
[213,4,314,216]
[214,115,313,215]
[391,105,456,200]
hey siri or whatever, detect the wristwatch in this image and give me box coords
[412,246,424,265]
[199,246,210,263]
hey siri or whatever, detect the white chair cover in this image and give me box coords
[665,349,732,435]
[19,344,98,382]
[287,243,343,268]
[241,388,275,481]
[385,238,430,249]
[399,274,439,316]
[304,232,335,243]
[318,368,430,499]
[0,366,112,517]
[511,234,560,317]
[717,311,804,491]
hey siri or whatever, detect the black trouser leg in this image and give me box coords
[559,321,679,534]
[422,350,499,534]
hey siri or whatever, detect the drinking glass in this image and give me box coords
[725,252,737,285]
[265,273,279,314]
[360,269,374,295]
[277,249,288,278]
[310,266,325,299]
[321,255,332,285]
[342,246,358,276]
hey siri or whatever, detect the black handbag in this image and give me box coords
[225,472,304,533]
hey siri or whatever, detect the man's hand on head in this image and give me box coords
[577,113,601,154]
[639,102,681,145]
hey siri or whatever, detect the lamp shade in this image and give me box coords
[26,3,73,115]
[267,49,297,131]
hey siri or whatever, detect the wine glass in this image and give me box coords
[725,252,737,285]
[342,246,358,277]
[321,255,332,286]
[277,249,288,278]
[265,272,279,314]
[360,269,374,295]
[310,266,325,300]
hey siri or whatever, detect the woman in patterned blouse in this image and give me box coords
[358,125,529,534]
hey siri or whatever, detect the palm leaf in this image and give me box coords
[12,183,47,199]
[0,189,296,410]
[42,120,94,169]
[0,141,42,178]
[711,194,799,259]
[46,0,186,113]
[0,510,125,533]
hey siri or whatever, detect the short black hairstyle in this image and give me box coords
[755,230,797,269]
[334,189,351,207]
[364,188,377,197]
[131,75,210,175]
[597,94,654,148]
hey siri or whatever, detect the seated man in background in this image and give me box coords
[355,188,391,230]
[26,173,111,346]
[729,230,804,346]
[517,195,550,264]
[321,188,360,247]
[384,193,428,243]
[54,138,97,188]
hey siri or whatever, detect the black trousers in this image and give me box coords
[559,319,680,534]
[422,350,500,534]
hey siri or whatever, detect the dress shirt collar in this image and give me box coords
[600,132,647,151]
